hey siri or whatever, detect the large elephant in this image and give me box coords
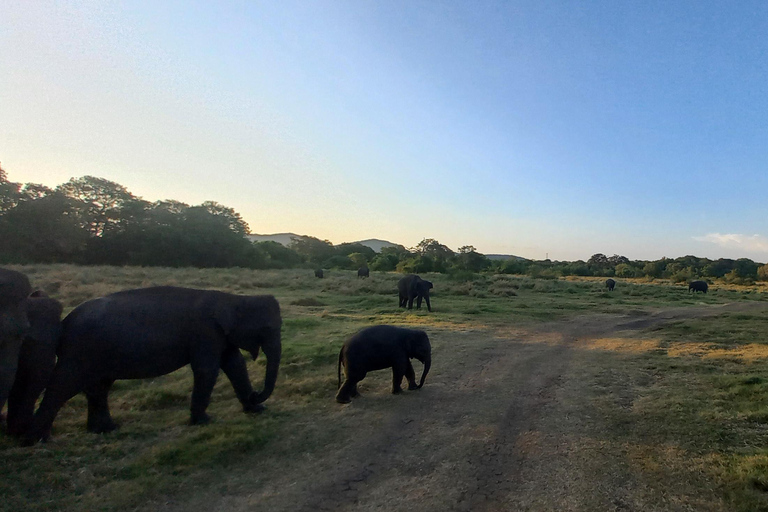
[336,325,431,404]
[0,268,32,423]
[605,278,616,291]
[357,267,369,279]
[6,291,63,437]
[398,274,433,311]
[689,280,708,293]
[23,286,282,444]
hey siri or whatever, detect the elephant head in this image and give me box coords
[215,295,282,405]
[0,269,32,339]
[406,330,432,389]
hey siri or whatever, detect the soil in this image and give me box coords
[146,302,765,512]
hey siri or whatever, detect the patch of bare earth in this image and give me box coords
[146,303,767,511]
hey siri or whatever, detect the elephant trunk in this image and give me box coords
[250,337,281,405]
[417,355,431,389]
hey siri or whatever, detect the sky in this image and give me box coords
[1,1,767,261]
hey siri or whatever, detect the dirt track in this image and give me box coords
[151,303,764,512]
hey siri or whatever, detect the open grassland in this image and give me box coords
[2,265,768,511]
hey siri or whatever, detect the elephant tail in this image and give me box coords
[337,347,344,389]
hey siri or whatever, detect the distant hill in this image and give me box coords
[486,254,528,261]
[247,233,308,246]
[247,234,401,253]
[248,234,516,258]
[351,238,401,252]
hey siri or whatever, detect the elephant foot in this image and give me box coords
[190,413,212,426]
[87,419,118,434]
[407,384,419,391]
[335,394,352,404]
[242,402,266,414]
[6,421,30,437]
[392,388,404,395]
[20,436,37,447]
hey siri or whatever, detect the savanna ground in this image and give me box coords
[3,265,768,511]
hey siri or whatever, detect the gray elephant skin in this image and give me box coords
[315,269,324,278]
[6,291,63,437]
[357,267,369,278]
[23,286,282,444]
[336,325,431,404]
[605,278,616,291]
[398,274,433,312]
[0,268,32,424]
[688,280,708,293]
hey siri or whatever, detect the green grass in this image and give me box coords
[570,307,768,512]
[1,265,767,511]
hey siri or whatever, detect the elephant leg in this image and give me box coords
[189,367,219,425]
[0,336,23,416]
[405,360,418,390]
[24,364,87,444]
[6,369,30,435]
[391,361,406,394]
[7,354,56,436]
[399,294,406,308]
[336,369,365,404]
[416,295,423,309]
[424,295,432,312]
[220,345,262,414]
[407,296,414,310]
[85,379,117,433]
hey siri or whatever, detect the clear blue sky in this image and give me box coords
[2,1,767,261]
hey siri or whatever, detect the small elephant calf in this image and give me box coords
[336,325,431,404]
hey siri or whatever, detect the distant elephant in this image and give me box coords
[315,269,324,278]
[336,325,431,404]
[6,291,63,437]
[605,278,616,291]
[398,274,433,312]
[0,268,32,424]
[23,286,282,444]
[688,280,708,293]
[357,267,369,279]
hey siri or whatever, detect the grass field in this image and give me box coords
[2,265,768,511]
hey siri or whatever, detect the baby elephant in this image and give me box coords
[336,325,431,404]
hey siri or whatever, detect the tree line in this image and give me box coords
[1,166,766,283]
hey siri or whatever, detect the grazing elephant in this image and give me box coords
[23,286,282,444]
[605,278,616,291]
[0,268,32,423]
[6,291,63,437]
[688,280,708,293]
[336,325,431,404]
[357,267,370,279]
[398,274,433,312]
[315,269,324,278]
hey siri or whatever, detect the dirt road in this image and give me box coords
[150,303,762,511]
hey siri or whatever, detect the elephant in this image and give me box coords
[0,268,32,424]
[688,280,708,293]
[398,274,433,312]
[336,325,431,404]
[357,267,369,278]
[315,269,324,278]
[605,278,616,291]
[23,286,282,444]
[6,291,63,437]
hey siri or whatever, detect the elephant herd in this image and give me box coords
[1,265,713,446]
[0,268,434,446]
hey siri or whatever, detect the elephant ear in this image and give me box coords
[404,333,416,355]
[213,301,238,336]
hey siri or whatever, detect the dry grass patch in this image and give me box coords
[580,336,660,354]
